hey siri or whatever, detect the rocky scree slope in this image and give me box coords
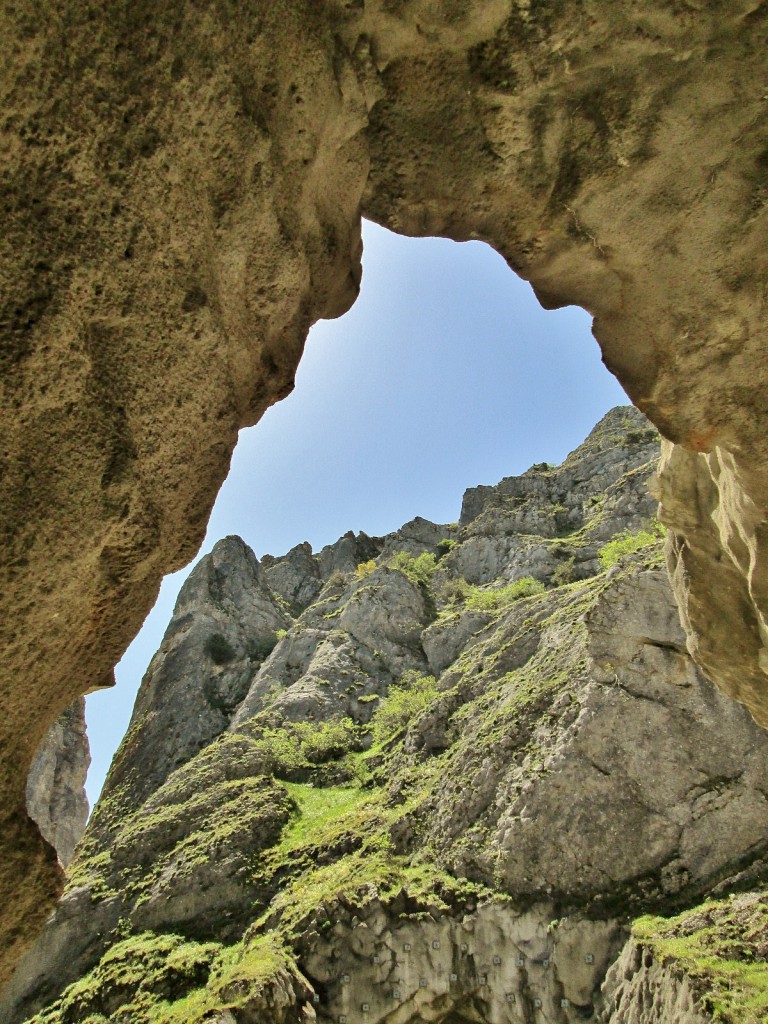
[5,408,768,1024]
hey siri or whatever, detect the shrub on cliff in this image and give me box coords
[356,559,376,580]
[598,521,665,569]
[251,717,362,781]
[465,577,544,611]
[389,551,439,587]
[204,632,236,665]
[369,671,438,746]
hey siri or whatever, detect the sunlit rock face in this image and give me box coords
[654,443,768,728]
[1,0,767,983]
[25,700,90,869]
[5,414,768,1024]
[599,937,712,1024]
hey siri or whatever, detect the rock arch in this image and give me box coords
[0,0,766,986]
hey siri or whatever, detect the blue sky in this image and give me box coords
[84,220,627,804]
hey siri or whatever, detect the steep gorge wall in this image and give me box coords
[1,0,768,985]
[5,412,768,1024]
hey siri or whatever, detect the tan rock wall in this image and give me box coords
[1,0,767,987]
[654,442,768,727]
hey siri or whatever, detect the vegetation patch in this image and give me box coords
[388,551,439,587]
[274,783,372,855]
[204,632,236,665]
[369,671,439,747]
[598,521,665,569]
[355,559,376,580]
[633,893,768,1024]
[256,845,494,943]
[551,555,576,586]
[256,782,387,889]
[153,934,296,1023]
[29,931,223,1024]
[438,576,473,608]
[116,776,293,896]
[464,577,545,611]
[243,717,362,783]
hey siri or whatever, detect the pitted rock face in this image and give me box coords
[1,0,768,985]
[296,901,625,1024]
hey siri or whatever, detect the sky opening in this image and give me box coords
[84,220,627,805]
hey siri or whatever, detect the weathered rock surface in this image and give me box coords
[2,0,768,979]
[25,700,89,868]
[406,569,768,910]
[453,409,659,585]
[655,442,768,728]
[104,535,291,818]
[5,411,768,1023]
[599,892,768,1024]
[599,940,710,1024]
[295,898,625,1024]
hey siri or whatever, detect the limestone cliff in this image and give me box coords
[2,0,768,979]
[5,409,768,1024]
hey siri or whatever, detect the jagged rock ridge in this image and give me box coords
[4,408,768,1024]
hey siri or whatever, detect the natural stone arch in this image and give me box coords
[1,0,766,988]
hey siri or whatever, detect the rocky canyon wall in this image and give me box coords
[1,0,767,985]
[5,411,768,1023]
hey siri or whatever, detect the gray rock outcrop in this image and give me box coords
[103,535,291,818]
[25,700,89,868]
[599,940,711,1024]
[5,409,768,1024]
[407,568,768,909]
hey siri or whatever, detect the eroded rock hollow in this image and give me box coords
[1,0,767,986]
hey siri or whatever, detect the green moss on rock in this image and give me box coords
[633,894,768,1024]
[28,932,222,1024]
